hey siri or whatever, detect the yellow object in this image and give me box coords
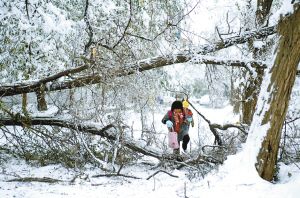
[182,100,189,108]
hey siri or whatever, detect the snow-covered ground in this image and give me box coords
[1,1,299,197]
[1,104,299,198]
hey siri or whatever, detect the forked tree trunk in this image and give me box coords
[241,68,264,124]
[241,0,273,124]
[256,5,300,181]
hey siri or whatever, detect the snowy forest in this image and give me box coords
[0,0,300,197]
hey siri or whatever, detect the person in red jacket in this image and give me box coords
[162,100,194,155]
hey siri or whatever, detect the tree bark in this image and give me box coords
[256,0,273,26]
[241,0,273,125]
[241,68,264,124]
[22,93,28,115]
[36,83,47,111]
[256,4,300,181]
[0,65,89,97]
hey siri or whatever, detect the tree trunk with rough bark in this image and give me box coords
[241,68,264,124]
[256,5,300,181]
[241,0,273,125]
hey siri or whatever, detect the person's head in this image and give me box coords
[182,100,189,109]
[171,101,183,112]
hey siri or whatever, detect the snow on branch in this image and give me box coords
[0,115,162,159]
[0,65,89,97]
[0,26,277,97]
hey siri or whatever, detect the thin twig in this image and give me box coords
[146,170,179,180]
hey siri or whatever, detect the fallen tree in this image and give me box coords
[0,25,277,97]
[0,115,223,165]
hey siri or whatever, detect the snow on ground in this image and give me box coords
[1,104,299,198]
[1,151,300,198]
[0,155,187,198]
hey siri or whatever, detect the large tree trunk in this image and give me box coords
[241,0,273,125]
[256,5,300,181]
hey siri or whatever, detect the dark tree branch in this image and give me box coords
[0,115,225,166]
[146,170,179,180]
[7,177,63,183]
[84,0,93,52]
[210,123,248,135]
[25,0,30,22]
[186,100,223,145]
[92,173,142,180]
[111,0,132,49]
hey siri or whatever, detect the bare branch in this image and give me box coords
[111,0,132,49]
[146,170,179,180]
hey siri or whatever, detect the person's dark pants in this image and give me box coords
[173,134,190,154]
[182,135,190,151]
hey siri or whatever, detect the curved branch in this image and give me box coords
[146,170,179,180]
[0,113,229,168]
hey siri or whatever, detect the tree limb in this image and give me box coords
[0,65,89,97]
[84,0,93,52]
[0,115,226,166]
[0,26,277,97]
[0,116,163,159]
